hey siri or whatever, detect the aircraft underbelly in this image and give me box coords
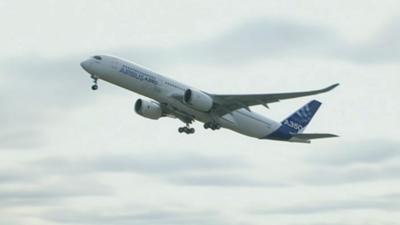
[220,110,279,138]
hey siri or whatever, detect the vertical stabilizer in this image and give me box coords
[263,100,321,140]
[282,100,321,134]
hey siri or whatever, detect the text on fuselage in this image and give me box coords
[119,65,158,85]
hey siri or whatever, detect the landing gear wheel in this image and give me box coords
[91,75,98,90]
[204,122,220,130]
[178,126,195,134]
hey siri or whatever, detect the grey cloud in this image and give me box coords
[1,152,269,189]
[34,153,247,174]
[0,164,111,208]
[293,222,400,225]
[186,20,339,64]
[253,193,400,215]
[0,130,42,150]
[170,174,289,187]
[298,140,400,185]
[114,20,339,66]
[91,154,246,173]
[301,164,400,185]
[346,21,400,63]
[117,18,400,65]
[0,54,118,150]
[30,153,285,187]
[0,56,91,108]
[194,19,400,64]
[0,56,90,149]
[42,208,229,225]
[306,140,400,166]
[0,182,110,208]
[0,168,36,183]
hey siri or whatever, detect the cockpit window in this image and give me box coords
[93,56,102,60]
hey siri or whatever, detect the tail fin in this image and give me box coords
[281,100,321,134]
[264,100,322,141]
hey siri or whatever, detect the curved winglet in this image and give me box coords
[323,83,340,92]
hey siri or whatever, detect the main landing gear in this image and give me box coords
[203,122,221,130]
[178,124,195,134]
[91,75,98,90]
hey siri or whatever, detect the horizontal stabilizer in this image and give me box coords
[292,133,338,140]
[287,133,338,143]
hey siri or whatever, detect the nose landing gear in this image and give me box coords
[91,75,98,90]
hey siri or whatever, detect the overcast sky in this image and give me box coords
[1,1,400,225]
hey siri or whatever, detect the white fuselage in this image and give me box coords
[81,55,281,138]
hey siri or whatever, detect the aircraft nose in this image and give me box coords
[81,60,87,70]
[80,59,90,71]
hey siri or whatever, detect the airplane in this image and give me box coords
[80,55,339,143]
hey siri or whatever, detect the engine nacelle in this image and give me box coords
[183,89,213,112]
[134,99,163,120]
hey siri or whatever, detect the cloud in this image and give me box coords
[301,164,400,185]
[114,19,339,66]
[42,207,228,225]
[194,18,400,64]
[0,130,42,150]
[29,153,287,187]
[253,193,400,215]
[0,56,95,150]
[170,173,288,187]
[346,20,400,63]
[0,168,36,184]
[0,153,248,225]
[296,140,400,185]
[118,18,400,66]
[185,20,339,64]
[0,163,111,208]
[0,56,90,108]
[0,181,110,208]
[306,140,400,166]
[90,154,246,174]
[34,153,247,174]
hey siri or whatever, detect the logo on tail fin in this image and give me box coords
[283,119,304,131]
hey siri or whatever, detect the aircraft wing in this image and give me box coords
[211,83,339,115]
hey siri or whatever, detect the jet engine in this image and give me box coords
[183,89,213,112]
[134,99,163,120]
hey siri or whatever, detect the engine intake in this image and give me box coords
[183,89,213,112]
[134,99,163,120]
